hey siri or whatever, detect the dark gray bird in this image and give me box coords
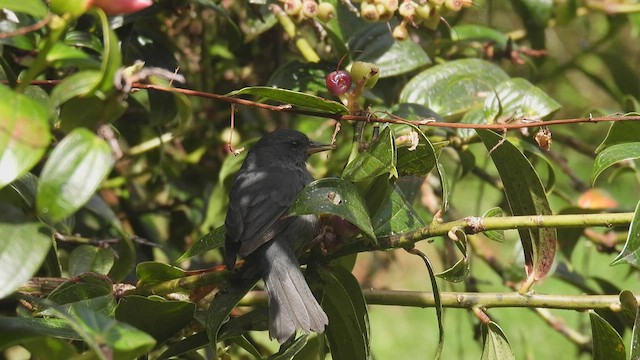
[224,129,332,343]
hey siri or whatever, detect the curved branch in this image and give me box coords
[239,289,631,311]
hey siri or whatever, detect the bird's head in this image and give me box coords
[253,129,334,164]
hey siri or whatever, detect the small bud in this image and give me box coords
[423,11,440,29]
[302,0,319,18]
[283,0,303,16]
[415,3,432,19]
[399,1,417,17]
[445,0,463,12]
[350,61,380,88]
[392,22,409,40]
[383,0,399,12]
[361,3,380,21]
[91,0,152,14]
[317,2,336,21]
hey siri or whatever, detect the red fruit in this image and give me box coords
[326,70,352,96]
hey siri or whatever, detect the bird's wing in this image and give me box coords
[225,167,303,262]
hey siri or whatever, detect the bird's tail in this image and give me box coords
[258,238,328,343]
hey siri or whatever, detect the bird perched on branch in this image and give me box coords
[224,129,333,343]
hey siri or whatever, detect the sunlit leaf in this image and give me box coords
[0,220,52,299]
[591,142,640,186]
[288,177,375,242]
[0,84,51,189]
[589,311,626,360]
[481,322,515,360]
[343,126,397,182]
[37,128,114,223]
[483,78,561,123]
[68,245,115,277]
[477,130,556,281]
[321,266,370,360]
[611,200,640,269]
[228,86,348,114]
[399,59,509,118]
[0,0,48,17]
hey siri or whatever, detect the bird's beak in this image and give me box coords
[308,141,336,155]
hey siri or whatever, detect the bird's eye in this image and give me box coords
[291,141,300,147]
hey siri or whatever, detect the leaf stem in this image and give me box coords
[15,15,69,93]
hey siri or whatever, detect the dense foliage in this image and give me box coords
[1,0,640,359]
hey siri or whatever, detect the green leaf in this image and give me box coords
[136,262,186,287]
[342,126,397,182]
[0,316,80,345]
[0,221,52,299]
[349,22,431,78]
[482,208,505,242]
[591,142,640,186]
[115,296,196,344]
[47,42,100,69]
[436,230,470,282]
[368,180,425,237]
[481,322,516,360]
[49,70,102,107]
[596,119,640,154]
[36,128,114,223]
[483,78,561,123]
[407,248,444,358]
[630,296,640,360]
[399,59,509,118]
[68,245,115,277]
[228,86,348,114]
[611,200,640,268]
[396,126,438,177]
[56,303,156,360]
[18,336,78,360]
[205,271,259,357]
[589,311,626,360]
[619,290,638,324]
[321,266,370,360]
[47,273,112,305]
[0,84,51,189]
[477,130,556,281]
[436,162,451,212]
[451,24,509,49]
[0,0,48,17]
[176,226,225,263]
[288,177,376,243]
[269,334,309,360]
[93,9,121,95]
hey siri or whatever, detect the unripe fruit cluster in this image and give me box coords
[282,0,336,22]
[355,0,473,40]
[326,60,380,96]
